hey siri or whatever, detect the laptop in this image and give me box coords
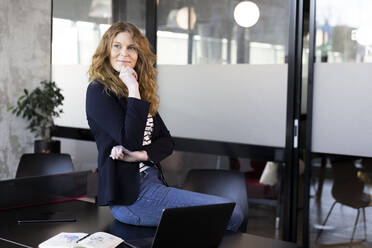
[123,202,235,248]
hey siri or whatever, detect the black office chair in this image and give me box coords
[182,169,249,232]
[16,153,75,178]
[316,159,371,244]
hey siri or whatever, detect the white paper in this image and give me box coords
[75,232,123,248]
[39,232,88,248]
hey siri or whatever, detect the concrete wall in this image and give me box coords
[0,0,51,179]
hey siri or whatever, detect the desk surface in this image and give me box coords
[0,200,296,248]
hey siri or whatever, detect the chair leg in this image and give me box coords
[316,157,327,203]
[275,205,280,230]
[351,209,361,243]
[363,208,367,241]
[316,201,337,242]
[275,167,282,230]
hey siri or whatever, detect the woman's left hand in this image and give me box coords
[110,145,148,162]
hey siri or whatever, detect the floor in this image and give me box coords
[245,203,281,239]
[309,178,372,248]
[243,176,372,248]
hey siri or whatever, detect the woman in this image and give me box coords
[86,22,243,231]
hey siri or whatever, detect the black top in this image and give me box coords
[86,81,174,205]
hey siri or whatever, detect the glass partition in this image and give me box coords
[308,0,372,247]
[157,0,289,65]
[314,0,372,63]
[156,0,290,147]
[156,0,292,239]
[311,0,372,157]
[52,0,112,66]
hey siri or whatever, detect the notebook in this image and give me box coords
[38,231,123,248]
[123,202,235,248]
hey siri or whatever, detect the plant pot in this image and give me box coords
[34,139,61,153]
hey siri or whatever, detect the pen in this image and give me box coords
[75,233,91,243]
[17,218,76,224]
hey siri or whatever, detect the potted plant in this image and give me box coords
[8,80,64,153]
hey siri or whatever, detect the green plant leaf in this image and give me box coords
[8,80,64,139]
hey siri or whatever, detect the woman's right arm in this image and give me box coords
[86,82,150,151]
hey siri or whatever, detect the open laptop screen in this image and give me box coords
[123,202,235,248]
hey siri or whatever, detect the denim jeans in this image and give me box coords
[110,167,244,231]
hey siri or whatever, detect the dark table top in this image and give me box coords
[0,200,296,248]
[0,200,114,247]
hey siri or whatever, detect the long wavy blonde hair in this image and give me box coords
[88,22,158,115]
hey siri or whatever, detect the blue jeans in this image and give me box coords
[110,167,244,231]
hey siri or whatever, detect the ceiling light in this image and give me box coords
[176,6,197,30]
[234,1,260,28]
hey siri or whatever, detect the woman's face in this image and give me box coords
[110,32,138,72]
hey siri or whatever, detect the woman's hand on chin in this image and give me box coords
[119,66,138,90]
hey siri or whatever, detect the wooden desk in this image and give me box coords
[0,200,296,248]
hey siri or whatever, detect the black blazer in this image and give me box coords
[86,81,174,206]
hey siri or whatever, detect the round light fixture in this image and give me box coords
[176,6,197,30]
[233,1,260,28]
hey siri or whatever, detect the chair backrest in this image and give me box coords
[16,153,75,178]
[182,169,249,232]
[331,159,368,208]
